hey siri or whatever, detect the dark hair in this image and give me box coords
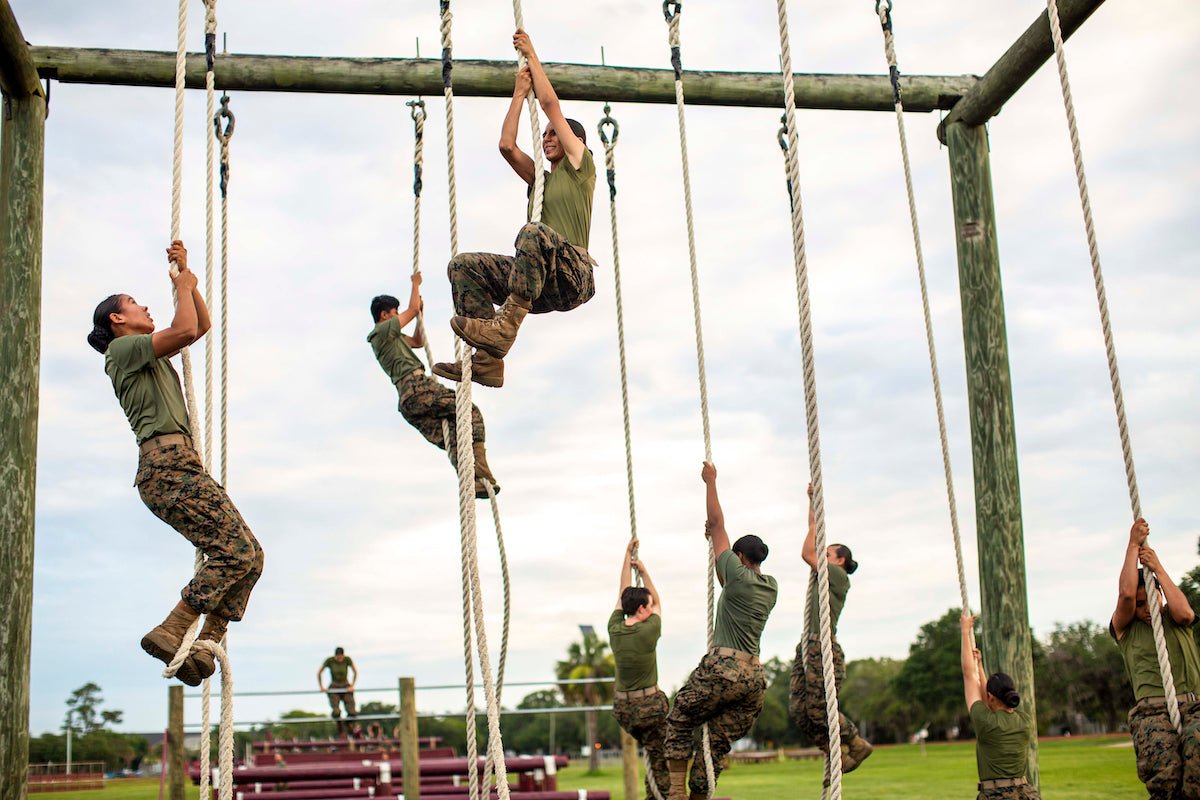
[565,118,587,146]
[334,646,345,656]
[986,672,1020,708]
[732,534,769,566]
[1137,567,1146,589]
[620,587,652,617]
[88,294,125,354]
[370,294,401,323]
[831,543,858,575]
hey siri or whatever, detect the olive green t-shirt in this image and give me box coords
[712,549,778,657]
[527,148,596,250]
[104,334,192,445]
[323,656,354,686]
[970,701,1030,780]
[607,609,661,692]
[367,317,424,389]
[804,564,850,639]
[1114,612,1200,701]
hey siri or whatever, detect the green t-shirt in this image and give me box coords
[712,549,778,657]
[805,565,850,639]
[1114,612,1200,701]
[367,317,424,389]
[323,656,354,686]
[104,334,192,445]
[607,609,661,692]
[970,701,1030,780]
[527,148,596,250]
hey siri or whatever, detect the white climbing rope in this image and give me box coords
[771,0,842,794]
[1045,0,1180,733]
[202,0,217,476]
[872,1,970,616]
[215,92,234,487]
[661,3,716,794]
[509,1,547,222]
[439,4,510,798]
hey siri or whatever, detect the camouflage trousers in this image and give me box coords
[665,650,766,797]
[1129,697,1200,799]
[448,222,596,317]
[789,637,859,748]
[398,370,484,452]
[977,783,1041,800]
[613,690,670,800]
[136,443,263,621]
[328,685,357,733]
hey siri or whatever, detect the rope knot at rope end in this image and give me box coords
[663,0,681,22]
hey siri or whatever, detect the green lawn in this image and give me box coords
[46,737,1142,800]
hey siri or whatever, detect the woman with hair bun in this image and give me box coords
[88,240,263,687]
[960,612,1039,799]
[789,483,873,774]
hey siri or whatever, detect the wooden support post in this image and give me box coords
[30,47,977,113]
[619,729,638,800]
[0,3,45,799]
[945,121,1038,785]
[167,687,185,800]
[398,677,420,800]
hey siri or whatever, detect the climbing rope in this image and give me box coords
[1045,0,1180,732]
[872,1,970,616]
[406,99,437,368]
[660,2,716,794]
[509,0,547,222]
[771,0,842,794]
[439,4,510,798]
[215,92,234,486]
[598,107,664,800]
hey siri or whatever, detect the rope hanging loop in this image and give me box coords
[214,95,236,144]
[662,0,681,22]
[875,0,893,19]
[597,106,619,147]
[407,98,427,123]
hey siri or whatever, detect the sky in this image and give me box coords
[15,0,1200,736]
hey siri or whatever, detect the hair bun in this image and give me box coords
[87,325,113,354]
[845,558,859,575]
[1003,689,1021,708]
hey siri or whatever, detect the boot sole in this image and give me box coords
[141,632,203,687]
[431,363,503,388]
[449,318,510,360]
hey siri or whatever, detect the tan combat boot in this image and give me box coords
[190,613,230,682]
[450,294,531,359]
[472,441,500,499]
[666,759,690,800]
[432,350,504,388]
[141,599,202,686]
[842,735,873,773]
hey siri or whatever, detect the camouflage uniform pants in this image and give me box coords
[1129,697,1200,799]
[789,637,859,748]
[398,370,484,452]
[136,443,263,621]
[665,650,766,797]
[977,783,1041,800]
[613,691,670,800]
[448,222,596,317]
[328,685,357,733]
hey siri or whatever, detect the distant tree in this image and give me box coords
[750,656,800,748]
[1177,538,1200,648]
[1035,621,1131,733]
[840,658,918,745]
[893,609,971,740]
[65,683,115,735]
[555,630,615,772]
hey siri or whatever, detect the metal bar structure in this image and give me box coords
[185,676,617,700]
[30,46,976,113]
[184,705,619,730]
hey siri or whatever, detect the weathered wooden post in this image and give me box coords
[945,120,1038,784]
[619,729,638,800]
[0,3,46,800]
[398,677,420,800]
[167,686,185,800]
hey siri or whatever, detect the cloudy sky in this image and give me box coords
[16,0,1199,735]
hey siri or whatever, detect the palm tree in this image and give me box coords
[554,630,615,772]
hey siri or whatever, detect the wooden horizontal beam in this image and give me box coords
[939,0,1108,140]
[0,0,42,97]
[31,46,979,113]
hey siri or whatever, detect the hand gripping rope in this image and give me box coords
[597,107,665,800]
[661,2,717,794]
[770,0,842,795]
[438,3,511,798]
[1045,0,1180,732]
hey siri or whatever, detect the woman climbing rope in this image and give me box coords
[960,611,1039,799]
[789,483,872,773]
[87,240,263,687]
[433,28,597,389]
[367,276,499,498]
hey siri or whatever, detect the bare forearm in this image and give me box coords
[525,53,560,112]
[619,557,632,594]
[1119,543,1141,596]
[171,291,199,337]
[499,93,524,150]
[705,481,724,530]
[641,571,660,610]
[190,285,212,335]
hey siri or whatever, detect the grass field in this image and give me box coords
[48,736,1143,800]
